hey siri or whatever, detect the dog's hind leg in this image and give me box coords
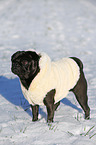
[43,89,56,122]
[71,69,90,119]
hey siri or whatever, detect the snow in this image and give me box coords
[0,0,96,144]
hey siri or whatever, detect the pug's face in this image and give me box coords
[11,51,40,80]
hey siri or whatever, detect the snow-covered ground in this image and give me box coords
[0,0,96,144]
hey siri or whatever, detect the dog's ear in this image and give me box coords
[11,51,25,61]
[26,51,40,61]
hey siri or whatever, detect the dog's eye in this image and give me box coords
[22,60,28,66]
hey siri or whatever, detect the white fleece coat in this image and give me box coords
[20,53,80,105]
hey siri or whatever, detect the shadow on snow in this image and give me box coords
[0,76,82,121]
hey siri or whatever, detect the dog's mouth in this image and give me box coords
[11,66,19,74]
[11,62,20,75]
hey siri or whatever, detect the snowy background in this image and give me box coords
[0,0,96,144]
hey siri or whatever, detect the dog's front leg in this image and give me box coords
[43,89,56,122]
[31,105,39,121]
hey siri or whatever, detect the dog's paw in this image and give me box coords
[32,118,38,122]
[85,108,90,120]
[85,115,90,120]
[47,119,54,123]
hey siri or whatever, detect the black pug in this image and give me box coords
[11,50,90,122]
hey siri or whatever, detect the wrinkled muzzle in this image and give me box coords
[11,61,20,75]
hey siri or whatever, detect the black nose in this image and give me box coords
[11,62,19,74]
[12,62,19,68]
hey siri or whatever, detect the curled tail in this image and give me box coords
[70,57,83,70]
